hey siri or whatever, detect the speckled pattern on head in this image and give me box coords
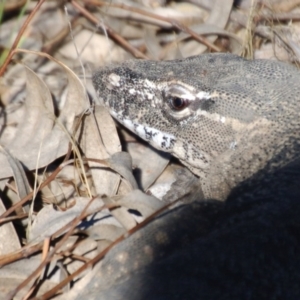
[93,53,300,200]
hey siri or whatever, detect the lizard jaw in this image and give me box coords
[110,110,176,151]
[110,110,211,176]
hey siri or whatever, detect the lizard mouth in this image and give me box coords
[110,110,176,151]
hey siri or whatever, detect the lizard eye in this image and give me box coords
[169,97,189,110]
[163,84,194,113]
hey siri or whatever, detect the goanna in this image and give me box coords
[80,54,300,300]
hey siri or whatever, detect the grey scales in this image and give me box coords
[84,53,300,299]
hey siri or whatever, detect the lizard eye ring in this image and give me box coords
[169,97,189,110]
[163,84,194,111]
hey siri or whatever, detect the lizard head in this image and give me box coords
[93,54,300,200]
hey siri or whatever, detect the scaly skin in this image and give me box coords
[79,54,300,300]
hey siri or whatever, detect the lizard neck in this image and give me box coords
[185,127,300,201]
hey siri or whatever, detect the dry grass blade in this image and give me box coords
[175,0,234,56]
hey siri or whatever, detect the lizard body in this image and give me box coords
[85,54,300,299]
